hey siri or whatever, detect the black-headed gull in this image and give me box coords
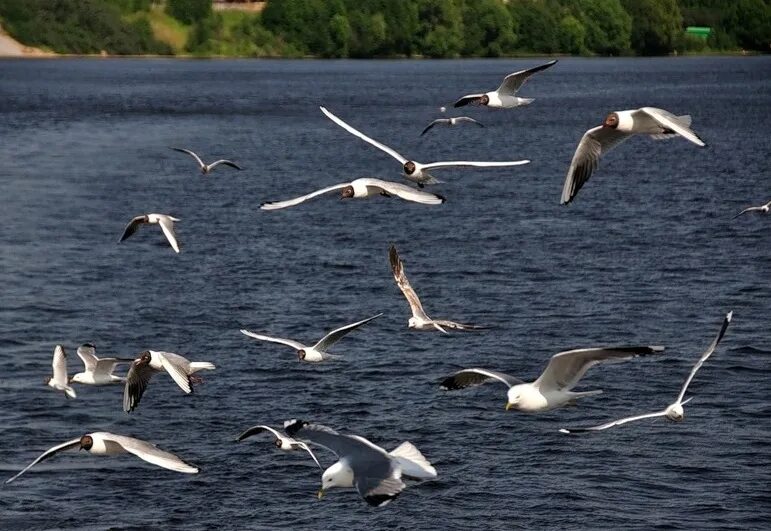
[5,432,198,483]
[70,343,134,385]
[561,107,706,204]
[171,147,242,174]
[389,245,486,333]
[560,312,732,434]
[236,423,322,468]
[285,419,437,507]
[119,213,181,253]
[420,116,484,136]
[46,345,76,399]
[732,200,771,219]
[240,313,382,362]
[441,346,664,412]
[320,106,529,187]
[453,60,558,108]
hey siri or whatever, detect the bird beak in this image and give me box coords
[317,488,325,500]
[505,402,513,411]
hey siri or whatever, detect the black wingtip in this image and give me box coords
[436,194,447,203]
[284,419,305,437]
[365,493,400,507]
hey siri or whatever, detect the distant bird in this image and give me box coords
[46,345,76,399]
[320,106,529,187]
[240,313,382,362]
[285,419,437,507]
[70,343,133,385]
[420,117,484,136]
[5,432,198,483]
[170,147,242,174]
[441,346,665,412]
[123,350,216,413]
[732,200,771,219]
[389,244,486,333]
[260,178,444,210]
[119,214,181,253]
[561,312,731,434]
[561,107,706,204]
[236,424,322,469]
[453,59,558,108]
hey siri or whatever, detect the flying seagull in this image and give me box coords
[732,200,771,219]
[260,178,444,210]
[285,419,437,507]
[46,345,76,399]
[453,59,558,108]
[560,312,732,434]
[236,424,322,469]
[240,313,382,362]
[119,214,181,253]
[389,244,486,333]
[320,106,529,187]
[561,107,706,204]
[123,350,216,413]
[70,343,134,385]
[5,432,198,483]
[420,117,484,136]
[170,147,242,174]
[441,345,665,412]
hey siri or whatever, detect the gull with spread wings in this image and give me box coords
[70,343,134,385]
[420,116,484,136]
[732,199,771,219]
[453,59,558,108]
[119,213,181,253]
[236,423,322,469]
[46,345,76,399]
[171,147,242,174]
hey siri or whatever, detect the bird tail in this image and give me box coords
[65,386,77,399]
[189,362,216,372]
[518,98,535,106]
[389,441,437,479]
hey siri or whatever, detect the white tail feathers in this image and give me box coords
[518,98,535,106]
[65,386,77,399]
[189,362,216,372]
[389,441,437,479]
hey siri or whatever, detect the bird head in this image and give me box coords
[603,113,620,128]
[340,186,354,199]
[505,386,523,411]
[403,161,417,175]
[480,94,490,105]
[297,349,306,361]
[79,435,93,451]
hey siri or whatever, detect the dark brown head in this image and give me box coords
[43,376,51,385]
[403,161,416,175]
[340,186,354,199]
[138,351,152,365]
[603,113,619,128]
[79,435,93,451]
[297,349,306,361]
[274,438,283,448]
[82,342,95,349]
[480,94,489,106]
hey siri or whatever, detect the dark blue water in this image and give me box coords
[1,57,770,529]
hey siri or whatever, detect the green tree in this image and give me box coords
[508,0,560,53]
[574,0,631,55]
[328,13,351,57]
[460,0,515,57]
[416,0,463,58]
[166,0,211,25]
[558,15,587,55]
[727,0,771,51]
[622,0,683,55]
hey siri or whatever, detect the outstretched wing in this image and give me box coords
[260,183,348,211]
[51,345,68,387]
[119,216,147,242]
[320,106,408,164]
[208,160,242,170]
[76,344,98,372]
[637,107,706,147]
[5,438,81,484]
[422,160,529,171]
[157,352,192,394]
[432,319,488,331]
[240,329,305,350]
[157,217,180,254]
[363,179,445,205]
[496,59,558,96]
[440,368,522,390]
[171,147,205,169]
[420,119,445,136]
[676,312,732,403]
[389,244,430,321]
[313,313,382,352]
[101,433,198,474]
[123,357,156,412]
[732,206,762,219]
[453,93,485,108]
[559,410,667,434]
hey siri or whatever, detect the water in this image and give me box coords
[0,57,770,529]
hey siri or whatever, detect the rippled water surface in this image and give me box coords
[1,57,770,530]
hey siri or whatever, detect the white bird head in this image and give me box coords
[318,461,354,498]
[505,385,525,411]
[407,317,418,329]
[665,403,685,422]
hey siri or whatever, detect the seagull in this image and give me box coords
[123,350,216,413]
[440,346,665,412]
[70,343,134,385]
[236,424,322,469]
[170,147,242,174]
[260,178,444,210]
[453,59,558,108]
[732,200,771,219]
[320,106,529,187]
[560,312,732,434]
[119,214,181,253]
[561,107,706,204]
[285,419,437,507]
[420,117,484,136]
[240,313,382,362]
[46,345,76,399]
[389,244,486,333]
[5,432,198,483]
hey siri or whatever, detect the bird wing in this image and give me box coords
[637,108,706,147]
[453,93,485,108]
[496,59,558,95]
[420,119,446,136]
[236,425,283,442]
[93,357,134,376]
[100,433,198,474]
[432,319,488,331]
[295,442,323,469]
[157,217,180,254]
[560,410,668,434]
[5,437,82,484]
[208,159,242,170]
[361,178,445,205]
[732,206,762,219]
[284,420,387,460]
[356,473,406,507]
[171,147,205,169]
[456,117,484,127]
[320,106,408,164]
[313,313,383,352]
[676,312,732,403]
[75,345,98,372]
[389,244,430,321]
[240,329,305,350]
[560,125,632,205]
[119,216,147,242]
[123,357,157,412]
[51,345,69,387]
[156,352,192,394]
[260,183,349,211]
[534,346,665,392]
[440,368,522,390]
[422,159,530,171]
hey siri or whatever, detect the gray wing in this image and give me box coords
[440,368,522,390]
[356,473,406,507]
[51,345,68,387]
[260,183,348,211]
[560,410,668,434]
[158,217,180,253]
[496,59,558,95]
[312,313,382,352]
[284,421,386,461]
[5,438,82,484]
[76,344,98,372]
[93,357,134,376]
[534,346,665,392]
[156,352,193,394]
[236,424,283,442]
[455,117,484,127]
[123,357,156,412]
[240,329,305,350]
[432,319,488,331]
[360,178,445,205]
[732,206,763,219]
[453,93,485,108]
[119,216,147,242]
[420,119,448,136]
[320,106,408,164]
[171,147,205,169]
[637,108,706,147]
[676,312,732,403]
[561,125,633,204]
[208,159,242,170]
[98,433,198,473]
[389,244,430,321]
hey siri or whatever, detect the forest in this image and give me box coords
[0,0,768,57]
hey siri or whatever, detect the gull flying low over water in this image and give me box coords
[285,419,437,507]
[171,147,242,174]
[320,106,529,187]
[453,59,558,108]
[561,107,706,205]
[441,345,665,412]
[260,178,444,210]
[5,432,198,483]
[46,345,76,399]
[240,313,382,362]
[236,424,322,469]
[123,350,216,412]
[119,213,181,253]
[420,116,484,136]
[560,312,732,434]
[389,244,486,333]
[732,200,771,219]
[70,343,134,385]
